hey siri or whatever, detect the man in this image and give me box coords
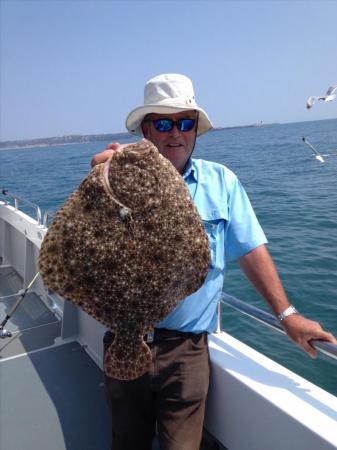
[91,73,336,450]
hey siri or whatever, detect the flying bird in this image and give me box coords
[302,137,325,163]
[306,85,337,109]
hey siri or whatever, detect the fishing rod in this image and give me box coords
[0,272,40,339]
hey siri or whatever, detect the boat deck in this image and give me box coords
[0,262,112,450]
[0,263,218,450]
[1,342,112,450]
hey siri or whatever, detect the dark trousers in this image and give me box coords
[103,328,210,450]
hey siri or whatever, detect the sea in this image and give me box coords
[1,118,337,396]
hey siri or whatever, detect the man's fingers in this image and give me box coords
[282,314,337,358]
[301,340,317,358]
[305,329,337,346]
[323,332,337,345]
[90,149,114,168]
[106,142,120,150]
[295,330,337,358]
[90,143,126,168]
[91,141,143,168]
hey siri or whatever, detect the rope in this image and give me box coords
[0,290,26,300]
[0,272,40,331]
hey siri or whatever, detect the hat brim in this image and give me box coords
[125,105,213,136]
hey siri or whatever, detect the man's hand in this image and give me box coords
[238,245,337,358]
[90,142,126,168]
[281,314,337,358]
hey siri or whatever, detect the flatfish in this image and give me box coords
[39,139,210,380]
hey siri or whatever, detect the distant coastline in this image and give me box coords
[0,132,130,151]
[2,118,335,152]
[0,125,270,151]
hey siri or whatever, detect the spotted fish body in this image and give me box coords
[39,139,210,380]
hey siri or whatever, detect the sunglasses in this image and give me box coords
[149,118,196,133]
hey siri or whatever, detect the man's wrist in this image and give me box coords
[278,305,298,322]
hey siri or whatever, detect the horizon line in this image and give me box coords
[1,117,336,147]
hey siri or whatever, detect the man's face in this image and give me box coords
[141,110,197,173]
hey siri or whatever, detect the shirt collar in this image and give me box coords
[182,158,197,182]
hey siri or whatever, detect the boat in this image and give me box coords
[1,189,337,450]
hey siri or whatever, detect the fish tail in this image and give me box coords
[104,332,152,380]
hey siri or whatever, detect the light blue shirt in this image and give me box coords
[156,158,268,333]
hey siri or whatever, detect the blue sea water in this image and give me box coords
[1,118,337,395]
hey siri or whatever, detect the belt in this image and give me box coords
[104,329,206,345]
[144,328,207,344]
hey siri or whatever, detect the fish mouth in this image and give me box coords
[102,140,154,191]
[102,158,129,210]
[103,157,113,193]
[102,140,155,210]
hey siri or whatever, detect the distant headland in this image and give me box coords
[0,124,267,151]
[0,132,130,151]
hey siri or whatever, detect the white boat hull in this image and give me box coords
[1,199,337,450]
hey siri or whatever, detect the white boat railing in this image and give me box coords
[42,210,55,227]
[1,189,43,226]
[219,292,337,361]
[1,189,55,227]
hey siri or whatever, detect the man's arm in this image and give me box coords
[238,244,337,357]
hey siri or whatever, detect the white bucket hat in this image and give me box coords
[125,73,213,136]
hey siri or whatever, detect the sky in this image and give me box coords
[1,0,337,141]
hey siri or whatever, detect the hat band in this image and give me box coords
[144,97,197,108]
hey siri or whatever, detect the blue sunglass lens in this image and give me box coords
[153,119,195,132]
[154,119,172,131]
[179,119,195,131]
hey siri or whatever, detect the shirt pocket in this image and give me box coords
[201,210,228,270]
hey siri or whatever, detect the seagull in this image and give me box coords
[302,137,325,163]
[306,85,337,109]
